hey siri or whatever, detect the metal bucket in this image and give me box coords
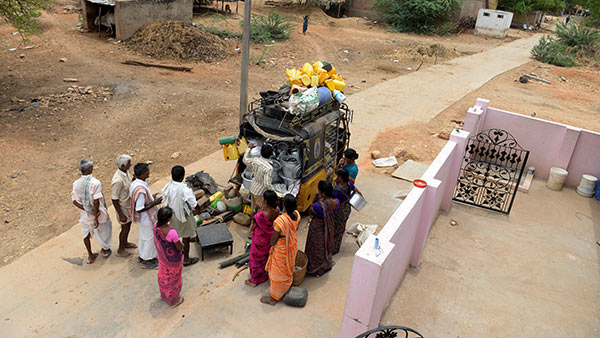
[349,192,367,211]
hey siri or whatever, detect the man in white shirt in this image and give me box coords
[111,154,136,258]
[130,163,162,269]
[71,158,113,264]
[162,165,202,267]
[243,143,274,213]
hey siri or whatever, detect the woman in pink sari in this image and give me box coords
[245,190,279,287]
[153,207,184,308]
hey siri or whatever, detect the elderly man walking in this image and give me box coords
[111,154,136,258]
[243,143,274,213]
[162,165,202,267]
[130,163,162,269]
[71,158,113,264]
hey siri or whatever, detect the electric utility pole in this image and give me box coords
[239,0,252,125]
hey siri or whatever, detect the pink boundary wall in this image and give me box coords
[340,129,470,337]
[339,98,600,337]
[466,98,600,186]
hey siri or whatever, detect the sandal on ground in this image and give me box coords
[244,279,257,288]
[171,297,185,308]
[183,257,199,267]
[86,253,99,264]
[102,249,112,258]
[116,250,132,258]
[142,262,158,270]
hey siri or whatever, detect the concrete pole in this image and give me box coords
[239,0,252,125]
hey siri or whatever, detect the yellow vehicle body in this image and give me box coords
[296,168,327,212]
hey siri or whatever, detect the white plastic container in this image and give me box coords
[333,89,347,104]
[576,174,598,198]
[546,167,568,191]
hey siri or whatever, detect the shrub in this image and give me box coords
[555,22,600,54]
[243,10,295,43]
[0,0,50,40]
[531,35,577,67]
[373,0,461,35]
[197,13,242,39]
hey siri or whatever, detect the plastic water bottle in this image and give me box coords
[333,89,347,104]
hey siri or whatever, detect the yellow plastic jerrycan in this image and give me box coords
[318,71,328,85]
[311,75,318,87]
[300,74,311,86]
[325,79,335,91]
[302,63,314,77]
[328,66,337,77]
[222,144,239,161]
[333,80,346,91]
[237,137,248,155]
[209,191,224,203]
[312,61,324,73]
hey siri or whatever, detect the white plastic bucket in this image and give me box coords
[546,167,568,191]
[576,174,598,197]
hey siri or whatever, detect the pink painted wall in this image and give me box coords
[466,98,600,186]
[566,130,600,186]
[340,130,470,338]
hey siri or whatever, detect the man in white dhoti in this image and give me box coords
[162,165,202,267]
[71,158,113,264]
[130,162,162,269]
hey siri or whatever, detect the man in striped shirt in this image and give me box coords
[243,143,274,213]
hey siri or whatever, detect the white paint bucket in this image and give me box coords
[546,167,568,191]
[576,174,598,198]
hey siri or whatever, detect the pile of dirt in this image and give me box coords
[385,43,462,63]
[126,21,229,63]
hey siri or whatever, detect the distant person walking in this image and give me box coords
[303,15,309,35]
[71,158,113,264]
[154,207,185,308]
[111,154,136,258]
[130,163,162,269]
[566,13,571,24]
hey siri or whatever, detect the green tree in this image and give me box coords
[373,0,462,35]
[498,0,564,15]
[0,0,49,40]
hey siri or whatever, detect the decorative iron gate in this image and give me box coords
[453,129,529,214]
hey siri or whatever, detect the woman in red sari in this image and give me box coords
[245,190,279,287]
[153,207,184,308]
[305,180,339,277]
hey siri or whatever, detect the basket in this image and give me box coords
[292,250,308,286]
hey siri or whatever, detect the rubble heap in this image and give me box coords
[126,21,229,63]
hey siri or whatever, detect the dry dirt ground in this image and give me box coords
[368,60,600,173]
[0,2,528,266]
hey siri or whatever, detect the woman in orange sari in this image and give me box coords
[262,194,301,305]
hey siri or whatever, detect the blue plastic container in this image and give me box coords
[595,179,600,202]
[317,87,332,107]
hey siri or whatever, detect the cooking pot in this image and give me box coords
[349,192,367,212]
[242,170,253,189]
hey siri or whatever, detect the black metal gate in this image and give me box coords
[453,129,529,214]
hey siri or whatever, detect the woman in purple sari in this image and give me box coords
[245,190,279,287]
[305,180,339,277]
[153,207,184,308]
